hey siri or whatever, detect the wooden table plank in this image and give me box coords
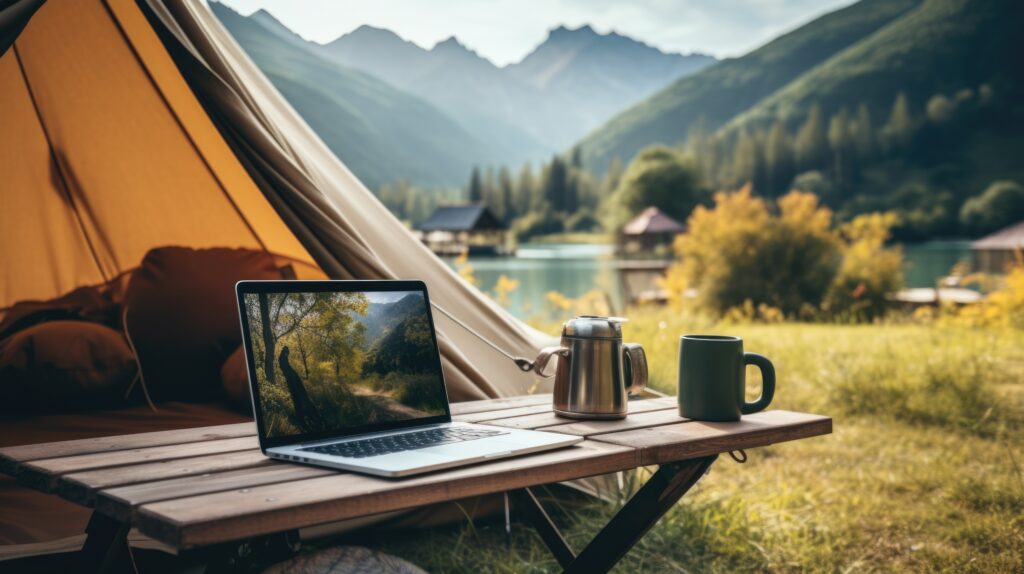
[20,436,259,492]
[136,441,638,548]
[0,422,256,474]
[96,463,336,522]
[482,396,677,430]
[591,410,832,465]
[448,394,551,416]
[59,449,273,506]
[542,408,688,437]
[452,402,555,423]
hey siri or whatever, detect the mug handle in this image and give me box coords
[622,343,647,395]
[741,353,775,414]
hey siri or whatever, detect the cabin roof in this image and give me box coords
[417,205,507,232]
[621,207,686,235]
[972,220,1024,250]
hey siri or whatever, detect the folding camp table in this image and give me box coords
[0,394,830,573]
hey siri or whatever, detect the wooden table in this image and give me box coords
[0,395,830,573]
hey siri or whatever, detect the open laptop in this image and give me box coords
[235,280,581,477]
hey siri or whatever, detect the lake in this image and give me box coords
[447,240,975,319]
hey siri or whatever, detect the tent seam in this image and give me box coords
[11,43,111,282]
[101,0,269,252]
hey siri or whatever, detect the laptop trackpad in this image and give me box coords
[419,438,521,459]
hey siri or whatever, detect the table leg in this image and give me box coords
[512,488,576,569]
[514,455,718,574]
[80,511,131,573]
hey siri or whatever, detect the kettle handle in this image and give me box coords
[533,346,570,378]
[622,343,648,395]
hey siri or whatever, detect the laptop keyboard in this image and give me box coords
[300,427,509,459]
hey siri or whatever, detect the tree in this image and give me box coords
[602,156,624,198]
[514,162,535,216]
[607,145,706,230]
[827,107,852,189]
[883,92,913,151]
[667,185,841,316]
[731,128,761,189]
[852,103,874,162]
[764,120,795,197]
[482,166,497,211]
[825,212,904,320]
[542,155,571,212]
[467,166,483,203]
[959,180,1024,236]
[496,166,513,221]
[795,104,827,172]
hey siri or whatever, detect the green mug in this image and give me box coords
[678,335,775,422]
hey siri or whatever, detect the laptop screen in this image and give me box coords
[237,282,451,446]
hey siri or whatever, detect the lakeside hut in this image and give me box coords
[972,220,1024,273]
[416,205,510,256]
[617,207,686,256]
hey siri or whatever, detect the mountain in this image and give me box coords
[356,294,425,343]
[322,24,714,158]
[210,3,499,188]
[360,295,434,375]
[507,25,714,130]
[576,0,923,173]
[722,0,1021,134]
[575,0,1024,241]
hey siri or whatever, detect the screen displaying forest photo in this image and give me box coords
[242,290,448,439]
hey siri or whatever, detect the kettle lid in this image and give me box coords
[562,315,628,338]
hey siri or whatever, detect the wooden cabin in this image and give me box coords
[618,207,685,256]
[972,220,1024,273]
[416,205,510,256]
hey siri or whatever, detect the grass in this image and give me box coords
[360,310,1024,572]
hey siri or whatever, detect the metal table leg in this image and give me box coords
[514,454,718,574]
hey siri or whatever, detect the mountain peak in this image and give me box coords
[435,36,464,50]
[550,24,598,39]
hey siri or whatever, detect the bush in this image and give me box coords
[606,145,707,230]
[564,209,601,232]
[510,209,564,240]
[824,212,904,320]
[667,185,841,316]
[959,180,1024,236]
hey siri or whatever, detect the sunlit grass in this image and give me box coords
[368,312,1024,572]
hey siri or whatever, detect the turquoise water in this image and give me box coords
[449,241,975,319]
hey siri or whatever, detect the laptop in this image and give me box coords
[235,279,582,477]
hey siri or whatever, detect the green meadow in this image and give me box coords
[374,315,1023,572]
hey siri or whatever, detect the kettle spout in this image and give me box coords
[527,346,571,377]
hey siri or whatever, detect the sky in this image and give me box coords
[215,0,855,66]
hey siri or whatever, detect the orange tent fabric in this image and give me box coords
[0,0,316,307]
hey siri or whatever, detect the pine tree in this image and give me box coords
[514,162,535,217]
[827,107,852,189]
[884,92,913,152]
[602,157,624,198]
[467,166,482,203]
[482,166,497,211]
[544,156,570,212]
[795,103,827,172]
[497,166,513,221]
[732,128,760,189]
[853,103,874,162]
[764,120,795,197]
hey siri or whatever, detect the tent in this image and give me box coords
[0,0,571,553]
[0,0,551,401]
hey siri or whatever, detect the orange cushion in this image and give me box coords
[124,247,283,402]
[0,321,136,411]
[221,346,253,414]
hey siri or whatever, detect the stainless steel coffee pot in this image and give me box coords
[533,316,647,419]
